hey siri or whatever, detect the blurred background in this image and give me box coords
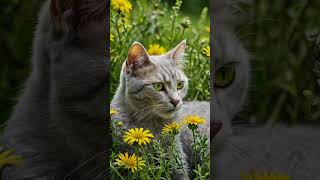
[1,0,320,127]
[0,0,43,126]
[233,0,320,124]
[0,0,209,126]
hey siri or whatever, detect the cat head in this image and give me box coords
[211,0,250,149]
[120,40,188,119]
[47,0,108,121]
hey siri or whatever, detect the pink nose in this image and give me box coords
[170,99,180,107]
[211,121,223,140]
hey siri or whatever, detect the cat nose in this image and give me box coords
[170,99,180,107]
[211,120,223,140]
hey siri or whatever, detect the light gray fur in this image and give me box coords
[215,125,320,179]
[212,0,320,179]
[111,41,210,179]
[112,41,188,135]
[2,0,109,179]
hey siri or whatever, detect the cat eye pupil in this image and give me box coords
[214,63,236,88]
[153,82,165,91]
[220,68,226,79]
[177,81,184,90]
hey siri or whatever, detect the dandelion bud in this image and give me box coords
[154,3,159,9]
[188,124,198,131]
[180,18,191,29]
[158,11,164,16]
[116,121,123,127]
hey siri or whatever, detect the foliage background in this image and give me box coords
[0,0,320,127]
[0,0,43,126]
[233,0,320,124]
[0,0,209,126]
[110,0,210,100]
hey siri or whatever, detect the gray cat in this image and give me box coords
[2,0,109,179]
[111,40,210,179]
[212,0,320,179]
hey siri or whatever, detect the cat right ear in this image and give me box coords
[50,0,79,32]
[126,42,151,72]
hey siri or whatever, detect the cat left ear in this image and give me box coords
[50,0,106,32]
[126,42,151,72]
[167,40,187,63]
[50,0,79,30]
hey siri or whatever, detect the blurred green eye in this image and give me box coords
[177,81,184,90]
[153,82,165,91]
[214,63,235,88]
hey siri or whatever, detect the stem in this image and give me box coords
[169,20,176,47]
[171,135,188,178]
[134,146,139,178]
[181,28,185,41]
[110,163,126,180]
[122,18,127,35]
[192,129,197,165]
[115,12,122,46]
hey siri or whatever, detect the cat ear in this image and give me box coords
[126,42,151,71]
[167,40,187,63]
[50,0,79,27]
[50,0,106,31]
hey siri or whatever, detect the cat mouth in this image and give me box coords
[157,109,177,118]
[167,107,180,114]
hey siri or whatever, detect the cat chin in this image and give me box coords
[157,111,178,119]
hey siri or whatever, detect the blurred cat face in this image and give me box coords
[48,0,107,121]
[122,41,188,119]
[212,25,249,148]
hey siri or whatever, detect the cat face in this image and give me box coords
[212,25,249,148]
[122,41,188,119]
[48,0,107,121]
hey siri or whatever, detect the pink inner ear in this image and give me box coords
[126,43,150,70]
[171,41,186,61]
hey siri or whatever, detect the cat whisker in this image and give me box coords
[84,165,105,179]
[225,139,250,160]
[123,104,165,126]
[128,104,164,120]
[63,150,109,180]
[135,107,160,127]
[94,168,110,180]
[134,105,166,126]
[138,107,166,128]
[135,108,159,126]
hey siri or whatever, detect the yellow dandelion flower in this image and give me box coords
[183,115,206,126]
[110,33,115,42]
[242,170,291,180]
[114,152,145,173]
[0,150,22,168]
[111,0,132,14]
[202,46,210,57]
[123,128,154,146]
[110,108,118,116]
[162,122,182,135]
[147,44,166,55]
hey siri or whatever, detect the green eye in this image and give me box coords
[177,81,184,90]
[153,82,165,91]
[214,63,236,88]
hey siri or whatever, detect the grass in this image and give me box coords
[110,0,210,101]
[110,0,210,179]
[109,110,210,179]
[233,1,320,124]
